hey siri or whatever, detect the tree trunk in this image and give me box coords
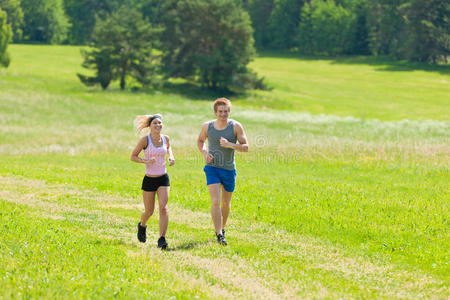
[120,74,125,90]
[120,64,127,90]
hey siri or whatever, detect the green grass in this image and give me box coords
[244,52,450,120]
[0,44,449,298]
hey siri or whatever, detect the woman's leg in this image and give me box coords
[141,191,156,226]
[156,186,170,237]
[208,183,222,235]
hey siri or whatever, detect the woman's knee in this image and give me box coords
[159,205,169,216]
[143,209,154,217]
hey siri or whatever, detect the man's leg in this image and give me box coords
[208,183,222,235]
[221,185,232,229]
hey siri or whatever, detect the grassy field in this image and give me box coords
[0,44,449,299]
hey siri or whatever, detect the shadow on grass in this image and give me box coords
[159,81,250,101]
[165,239,212,251]
[257,51,450,75]
[82,81,251,102]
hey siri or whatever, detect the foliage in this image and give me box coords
[298,0,354,56]
[128,0,164,24]
[78,6,160,90]
[20,0,69,43]
[0,0,23,42]
[0,8,11,67]
[160,0,259,90]
[366,0,406,56]
[78,48,114,89]
[246,0,274,48]
[63,0,119,45]
[348,1,370,55]
[401,0,450,63]
[266,0,304,49]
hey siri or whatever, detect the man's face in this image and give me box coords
[215,105,230,121]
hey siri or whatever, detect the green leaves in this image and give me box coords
[20,0,69,44]
[0,0,24,42]
[160,0,259,90]
[77,6,161,90]
[0,8,11,68]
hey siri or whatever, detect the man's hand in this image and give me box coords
[220,137,231,148]
[203,151,214,163]
[168,157,175,166]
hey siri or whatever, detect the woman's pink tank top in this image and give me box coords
[144,135,167,176]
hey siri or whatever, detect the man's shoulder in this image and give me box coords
[202,120,214,127]
[231,119,243,128]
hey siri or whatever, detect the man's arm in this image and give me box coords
[198,122,214,163]
[220,121,248,152]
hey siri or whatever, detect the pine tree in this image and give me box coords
[0,8,11,68]
[21,0,69,43]
[402,0,450,63]
[266,0,304,49]
[160,0,259,90]
[0,0,24,42]
[78,6,160,90]
[247,0,275,48]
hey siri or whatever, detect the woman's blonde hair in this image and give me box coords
[134,113,162,135]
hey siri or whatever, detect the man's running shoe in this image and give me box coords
[216,233,227,246]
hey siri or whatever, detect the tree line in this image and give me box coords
[1,0,448,63]
[247,0,449,63]
[0,0,448,89]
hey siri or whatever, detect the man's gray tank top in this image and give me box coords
[207,120,237,170]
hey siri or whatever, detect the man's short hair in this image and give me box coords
[214,98,231,112]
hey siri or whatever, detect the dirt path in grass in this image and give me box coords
[1,175,447,299]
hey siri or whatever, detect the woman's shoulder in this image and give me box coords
[139,135,149,149]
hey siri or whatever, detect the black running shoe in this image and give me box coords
[216,233,227,246]
[157,236,168,250]
[137,222,147,243]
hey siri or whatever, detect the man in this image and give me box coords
[197,98,249,245]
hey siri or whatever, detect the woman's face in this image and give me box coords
[215,105,230,121]
[150,118,163,132]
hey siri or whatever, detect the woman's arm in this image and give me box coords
[130,136,151,164]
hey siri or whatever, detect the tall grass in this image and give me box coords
[0,45,448,298]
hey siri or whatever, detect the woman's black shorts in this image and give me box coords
[141,174,170,192]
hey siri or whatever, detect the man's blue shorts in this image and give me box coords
[203,165,236,192]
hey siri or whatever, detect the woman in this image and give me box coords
[131,114,175,249]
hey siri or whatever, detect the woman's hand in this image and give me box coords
[168,157,175,166]
[142,157,156,164]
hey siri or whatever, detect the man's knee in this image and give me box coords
[211,198,221,209]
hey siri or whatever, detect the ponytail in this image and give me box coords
[133,114,162,135]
